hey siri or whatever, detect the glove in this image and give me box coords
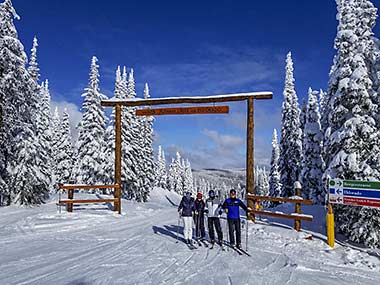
[204,209,209,214]
[218,210,223,215]
[195,211,199,215]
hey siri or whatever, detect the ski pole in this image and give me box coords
[225,216,229,250]
[176,214,181,243]
[246,214,249,252]
[197,211,202,240]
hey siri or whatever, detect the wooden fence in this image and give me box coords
[247,194,313,232]
[57,183,121,213]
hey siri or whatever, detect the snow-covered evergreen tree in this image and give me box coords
[28,36,39,82]
[279,52,303,197]
[324,0,380,248]
[255,168,269,196]
[27,37,51,194]
[123,68,145,201]
[73,56,108,188]
[138,83,154,201]
[183,159,194,194]
[301,88,324,203]
[102,66,135,190]
[300,97,307,134]
[51,105,60,181]
[174,152,184,195]
[268,129,282,203]
[155,145,167,189]
[160,150,168,189]
[55,109,74,184]
[167,158,176,192]
[0,0,49,205]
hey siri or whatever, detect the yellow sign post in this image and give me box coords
[326,203,335,248]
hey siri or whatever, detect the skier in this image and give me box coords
[178,192,195,245]
[221,189,248,249]
[193,192,206,242]
[204,190,223,246]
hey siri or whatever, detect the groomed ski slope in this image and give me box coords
[0,188,379,285]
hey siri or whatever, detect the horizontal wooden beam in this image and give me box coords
[136,106,229,116]
[247,194,313,205]
[250,210,313,222]
[101,92,273,107]
[58,184,120,190]
[58,199,117,204]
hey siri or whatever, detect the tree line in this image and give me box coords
[268,0,380,248]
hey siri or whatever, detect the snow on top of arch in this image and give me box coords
[103,91,273,103]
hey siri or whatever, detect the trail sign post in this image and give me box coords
[329,179,380,208]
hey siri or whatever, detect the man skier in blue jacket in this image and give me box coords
[221,189,248,249]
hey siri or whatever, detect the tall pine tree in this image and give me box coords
[279,52,302,197]
[324,0,380,247]
[301,88,324,203]
[73,56,108,188]
[138,83,154,201]
[56,109,74,184]
[0,0,49,204]
[268,129,282,204]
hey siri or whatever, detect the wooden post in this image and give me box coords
[114,104,122,214]
[68,188,74,213]
[295,186,301,232]
[246,98,255,220]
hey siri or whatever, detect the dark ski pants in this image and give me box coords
[194,214,205,239]
[227,218,241,246]
[207,217,223,242]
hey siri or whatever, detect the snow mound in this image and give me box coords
[148,187,181,208]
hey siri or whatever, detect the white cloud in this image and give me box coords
[50,100,82,141]
[139,45,283,97]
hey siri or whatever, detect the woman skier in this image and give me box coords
[193,192,206,242]
[178,192,195,245]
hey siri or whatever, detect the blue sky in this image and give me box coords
[13,0,350,169]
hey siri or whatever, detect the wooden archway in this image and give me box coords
[101,92,272,214]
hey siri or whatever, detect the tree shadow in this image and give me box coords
[165,195,178,207]
[152,224,187,243]
[95,194,114,210]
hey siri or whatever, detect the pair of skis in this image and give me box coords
[227,244,251,256]
[209,242,225,251]
[186,239,208,250]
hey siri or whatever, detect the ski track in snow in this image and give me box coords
[1,189,380,285]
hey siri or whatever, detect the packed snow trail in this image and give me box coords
[1,188,379,285]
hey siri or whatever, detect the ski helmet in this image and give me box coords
[208,190,215,198]
[197,192,203,199]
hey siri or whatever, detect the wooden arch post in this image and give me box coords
[246,98,255,213]
[114,104,122,214]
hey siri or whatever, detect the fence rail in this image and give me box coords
[247,194,313,231]
[57,183,121,213]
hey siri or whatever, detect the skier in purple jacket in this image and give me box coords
[178,192,195,244]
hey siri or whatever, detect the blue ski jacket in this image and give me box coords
[221,198,248,219]
[178,196,195,217]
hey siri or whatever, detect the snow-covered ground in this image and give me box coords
[1,188,379,285]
